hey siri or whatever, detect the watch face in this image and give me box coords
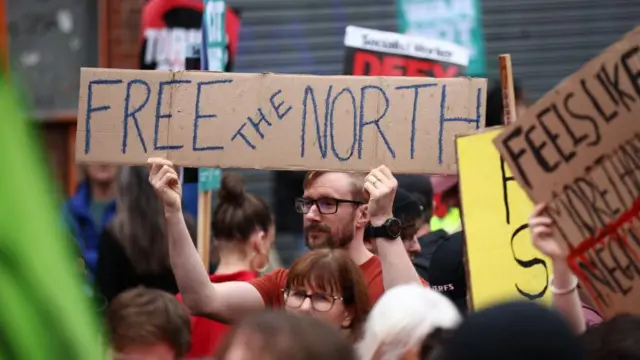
[386,218,402,238]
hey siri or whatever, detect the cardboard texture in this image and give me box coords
[76,68,486,174]
[457,128,552,311]
[493,26,640,318]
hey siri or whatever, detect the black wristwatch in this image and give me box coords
[365,218,402,240]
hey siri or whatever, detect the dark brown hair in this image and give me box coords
[106,287,191,358]
[111,166,196,274]
[303,171,368,203]
[286,249,370,342]
[216,311,356,360]
[581,314,640,360]
[212,172,273,241]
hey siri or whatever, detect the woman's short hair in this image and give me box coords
[286,249,371,341]
[357,283,462,360]
[216,311,355,360]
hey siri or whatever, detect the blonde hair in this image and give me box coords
[303,171,368,202]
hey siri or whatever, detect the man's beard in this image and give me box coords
[304,223,353,250]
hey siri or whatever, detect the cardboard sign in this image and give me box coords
[494,26,640,318]
[458,128,552,310]
[76,68,486,173]
[343,26,469,78]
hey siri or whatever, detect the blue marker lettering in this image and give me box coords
[438,85,483,163]
[84,79,123,154]
[358,85,395,159]
[300,85,330,158]
[270,89,292,120]
[329,87,357,162]
[154,79,191,151]
[246,108,272,139]
[230,123,256,150]
[395,83,438,159]
[122,79,151,154]
[192,79,232,151]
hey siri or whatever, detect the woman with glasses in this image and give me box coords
[282,248,371,342]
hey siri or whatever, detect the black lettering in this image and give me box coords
[574,177,618,228]
[611,231,640,280]
[620,45,640,97]
[524,125,561,173]
[546,194,579,251]
[578,252,613,307]
[500,125,532,189]
[597,63,636,112]
[563,92,600,147]
[581,79,618,123]
[536,105,576,163]
[500,157,515,224]
[624,222,640,250]
[511,223,548,300]
[616,146,640,197]
[596,238,631,295]
[595,155,628,212]
[564,183,598,237]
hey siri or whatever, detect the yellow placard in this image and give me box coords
[457,128,553,310]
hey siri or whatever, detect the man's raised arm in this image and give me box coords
[365,166,422,289]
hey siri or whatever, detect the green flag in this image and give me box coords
[0,78,105,359]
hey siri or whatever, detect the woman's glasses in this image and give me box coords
[282,288,342,312]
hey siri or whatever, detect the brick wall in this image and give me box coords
[104,0,146,69]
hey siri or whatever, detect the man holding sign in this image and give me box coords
[148,157,423,322]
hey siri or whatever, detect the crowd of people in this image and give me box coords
[63,82,640,360]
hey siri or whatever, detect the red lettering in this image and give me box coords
[351,50,462,78]
[381,55,406,76]
[406,58,432,77]
[434,64,460,78]
[352,51,381,75]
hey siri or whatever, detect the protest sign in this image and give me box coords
[343,26,469,78]
[396,0,487,77]
[494,25,640,318]
[458,128,552,310]
[75,68,486,173]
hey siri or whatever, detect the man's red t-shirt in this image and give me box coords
[177,270,256,358]
[250,255,426,306]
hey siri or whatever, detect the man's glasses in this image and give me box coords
[294,197,362,215]
[282,289,342,312]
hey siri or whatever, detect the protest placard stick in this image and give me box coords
[197,188,212,269]
[499,54,517,125]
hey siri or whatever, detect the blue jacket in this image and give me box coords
[62,182,116,277]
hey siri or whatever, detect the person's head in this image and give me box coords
[216,311,356,360]
[357,284,462,360]
[581,314,640,360]
[106,287,191,360]
[297,171,368,250]
[485,79,527,128]
[212,172,275,272]
[84,164,119,186]
[428,231,468,314]
[397,175,435,227]
[364,187,424,258]
[283,248,370,341]
[112,166,195,274]
[440,301,586,360]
